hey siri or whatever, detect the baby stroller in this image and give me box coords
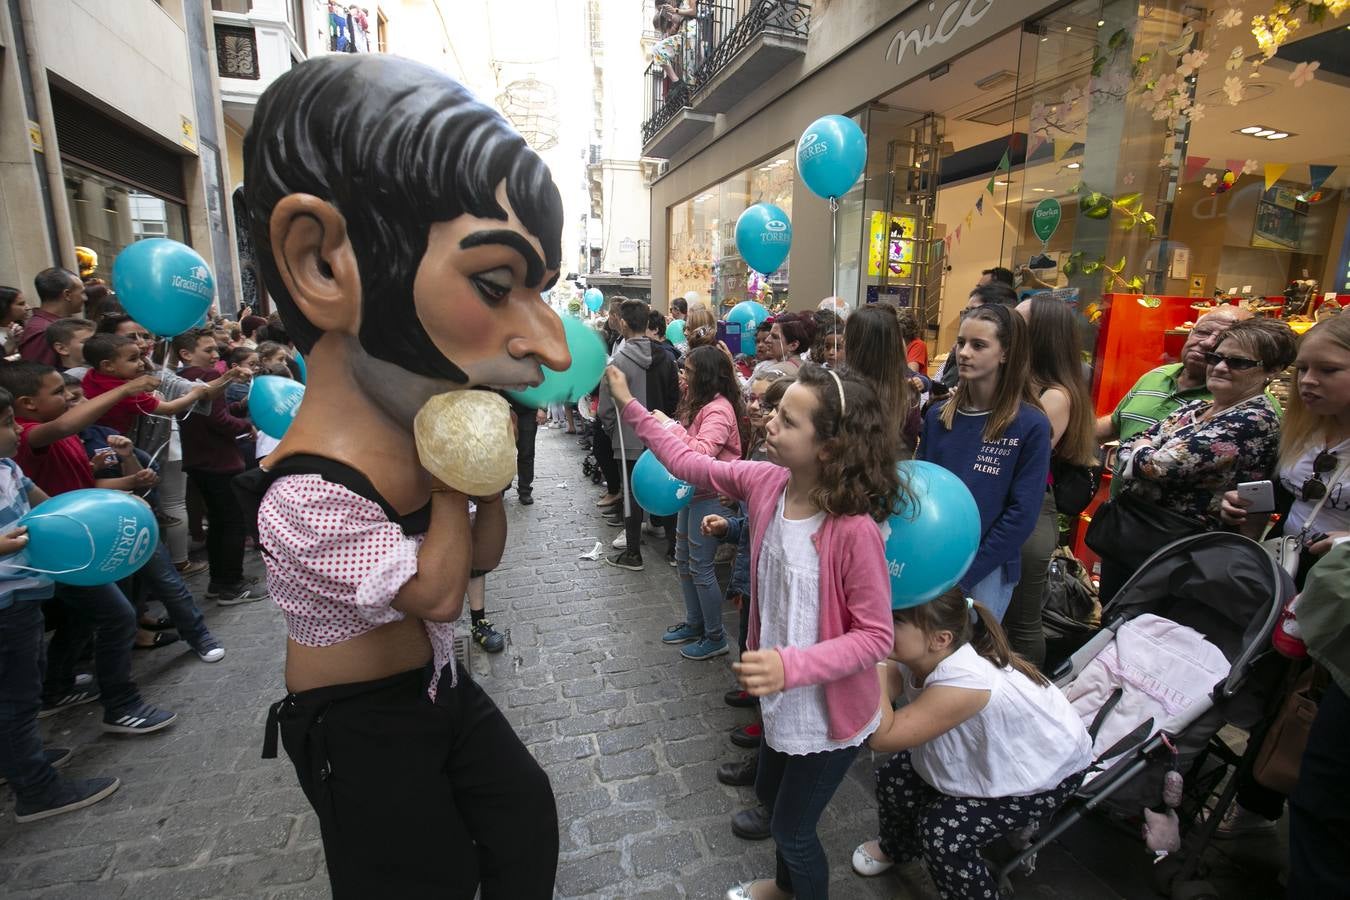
[998,531,1291,899]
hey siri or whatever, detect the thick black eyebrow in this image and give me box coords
[459,230,545,288]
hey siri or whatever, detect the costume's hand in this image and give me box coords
[0,526,29,556]
[734,649,786,697]
[604,365,634,406]
[107,435,135,459]
[1218,489,1249,526]
[700,514,728,538]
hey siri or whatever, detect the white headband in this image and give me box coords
[827,368,846,414]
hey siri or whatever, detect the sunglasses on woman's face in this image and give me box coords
[1300,450,1339,501]
[1203,351,1262,371]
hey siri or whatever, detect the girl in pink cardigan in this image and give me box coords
[657,346,747,660]
[606,362,906,900]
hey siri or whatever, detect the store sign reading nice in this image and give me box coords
[887,0,995,64]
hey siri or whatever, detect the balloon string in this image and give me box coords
[829,197,839,300]
[0,515,97,576]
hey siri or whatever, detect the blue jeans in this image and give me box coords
[728,501,751,598]
[135,543,213,651]
[755,741,861,898]
[44,583,142,713]
[966,564,1016,622]
[0,601,58,802]
[675,496,725,641]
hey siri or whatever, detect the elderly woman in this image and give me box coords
[1096,317,1296,601]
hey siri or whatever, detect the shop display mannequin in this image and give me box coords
[238,54,569,898]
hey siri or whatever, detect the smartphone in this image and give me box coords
[1237,480,1275,513]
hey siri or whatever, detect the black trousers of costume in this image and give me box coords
[266,665,557,899]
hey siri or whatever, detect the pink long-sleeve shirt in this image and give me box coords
[624,399,893,741]
[658,395,741,499]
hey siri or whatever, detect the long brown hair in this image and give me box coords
[795,364,910,522]
[1278,316,1350,470]
[843,304,912,447]
[1025,297,1096,466]
[938,303,1037,442]
[680,344,750,451]
[685,305,717,348]
[894,586,1049,686]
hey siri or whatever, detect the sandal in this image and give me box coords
[134,631,180,651]
[139,615,174,632]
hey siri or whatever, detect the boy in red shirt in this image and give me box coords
[80,334,205,436]
[0,361,186,735]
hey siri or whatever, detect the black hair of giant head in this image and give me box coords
[242,54,564,382]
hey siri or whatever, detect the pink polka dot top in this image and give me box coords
[257,474,456,699]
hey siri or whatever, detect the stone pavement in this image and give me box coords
[0,426,1288,898]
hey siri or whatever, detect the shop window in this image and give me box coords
[668,149,794,315]
[64,164,189,285]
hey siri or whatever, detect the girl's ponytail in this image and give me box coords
[969,602,1049,687]
[894,587,1050,688]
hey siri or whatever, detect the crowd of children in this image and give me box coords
[0,267,305,822]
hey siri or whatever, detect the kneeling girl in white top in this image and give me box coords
[852,588,1091,900]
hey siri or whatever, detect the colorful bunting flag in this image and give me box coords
[1264,162,1289,191]
[954,224,962,244]
[1027,133,1047,159]
[1225,159,1245,176]
[975,196,984,214]
[964,211,973,230]
[1183,155,1211,183]
[986,176,996,194]
[1053,139,1073,162]
[996,150,1011,173]
[1309,164,1336,192]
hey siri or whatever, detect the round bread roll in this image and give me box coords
[413,390,517,496]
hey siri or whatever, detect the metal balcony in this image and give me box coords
[641,0,810,158]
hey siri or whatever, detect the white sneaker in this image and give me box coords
[852,841,894,876]
[725,881,778,900]
[196,646,226,663]
[1213,802,1278,838]
[611,533,627,550]
[642,521,664,536]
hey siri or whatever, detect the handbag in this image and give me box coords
[1042,546,1101,638]
[1252,667,1323,794]
[1050,456,1102,518]
[1259,454,1350,578]
[1085,490,1205,571]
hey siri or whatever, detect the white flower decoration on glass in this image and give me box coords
[1225,47,1245,71]
[1159,155,1173,169]
[1179,49,1209,75]
[1242,159,1259,175]
[1123,172,1137,187]
[1223,76,1245,105]
[1203,172,1218,188]
[1218,8,1243,29]
[1187,103,1206,122]
[1290,61,1320,87]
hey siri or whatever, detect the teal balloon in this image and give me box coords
[666,318,686,345]
[632,450,694,516]
[584,288,604,312]
[734,204,792,276]
[16,489,159,586]
[740,334,756,358]
[507,314,607,408]
[727,300,769,331]
[249,375,305,439]
[885,461,981,608]
[797,114,867,200]
[111,238,214,337]
[294,352,307,384]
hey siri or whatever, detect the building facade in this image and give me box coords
[644,0,1350,366]
[0,0,239,311]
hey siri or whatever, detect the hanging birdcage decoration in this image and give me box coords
[496,77,559,152]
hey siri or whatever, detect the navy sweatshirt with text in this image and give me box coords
[919,402,1052,589]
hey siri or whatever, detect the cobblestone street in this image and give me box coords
[0,428,1287,899]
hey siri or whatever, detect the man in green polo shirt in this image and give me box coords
[1096,306,1253,445]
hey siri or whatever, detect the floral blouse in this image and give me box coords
[1116,394,1281,525]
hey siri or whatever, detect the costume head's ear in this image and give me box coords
[268,193,361,335]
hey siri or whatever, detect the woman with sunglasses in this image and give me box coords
[1100,318,1296,601]
[1221,316,1350,579]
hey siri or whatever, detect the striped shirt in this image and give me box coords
[0,458,55,610]
[1110,364,1209,444]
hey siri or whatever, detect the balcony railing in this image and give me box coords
[642,0,810,147]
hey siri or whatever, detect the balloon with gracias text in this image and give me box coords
[796,115,867,201]
[111,238,215,337]
[12,490,160,586]
[508,314,605,407]
[632,450,694,517]
[883,461,981,608]
[734,204,792,276]
[249,376,306,440]
[584,287,604,313]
